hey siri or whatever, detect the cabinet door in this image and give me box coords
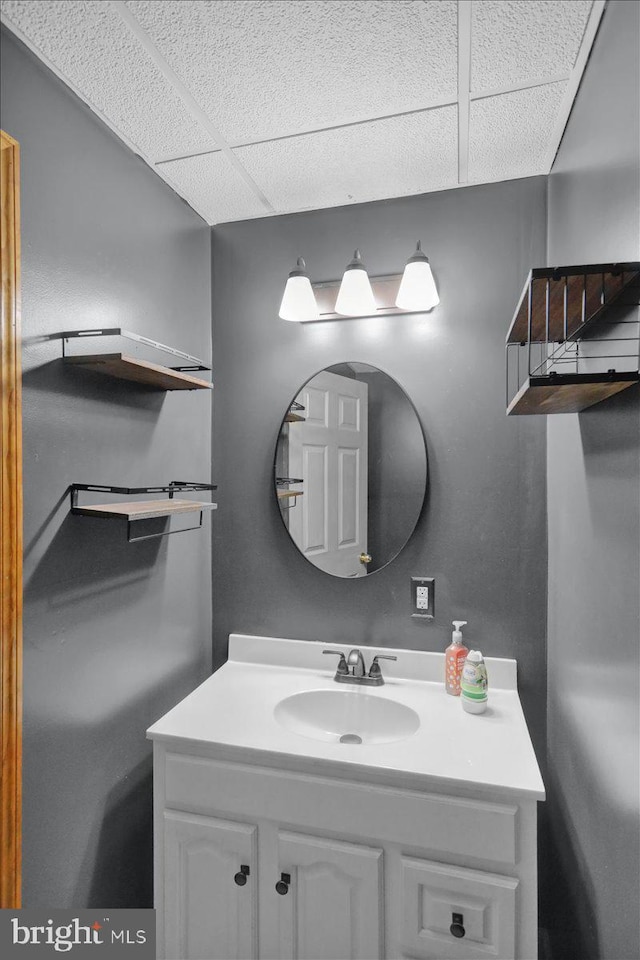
[276,830,382,960]
[393,856,518,960]
[163,811,257,960]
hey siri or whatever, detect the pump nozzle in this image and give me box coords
[452,621,467,633]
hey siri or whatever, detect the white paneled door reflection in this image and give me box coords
[289,371,368,577]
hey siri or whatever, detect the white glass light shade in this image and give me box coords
[279,259,319,321]
[335,250,377,317]
[396,242,439,311]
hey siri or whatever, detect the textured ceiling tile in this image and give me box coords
[471,0,593,95]
[125,0,457,146]
[234,107,458,214]
[158,152,270,224]
[0,0,215,160]
[468,82,566,182]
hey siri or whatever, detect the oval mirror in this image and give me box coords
[275,363,427,578]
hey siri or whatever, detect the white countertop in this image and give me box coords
[147,634,545,801]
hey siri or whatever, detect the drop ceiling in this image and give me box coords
[0,0,605,225]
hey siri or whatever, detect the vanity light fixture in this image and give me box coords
[278,242,440,321]
[278,257,319,322]
[396,241,440,311]
[334,249,377,317]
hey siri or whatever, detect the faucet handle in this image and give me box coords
[323,650,348,675]
[368,654,397,679]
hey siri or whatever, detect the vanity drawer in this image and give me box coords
[395,857,518,959]
[162,752,518,865]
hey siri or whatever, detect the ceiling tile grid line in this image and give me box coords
[458,0,472,184]
[110,0,275,214]
[155,99,461,166]
[149,64,578,169]
[470,72,572,103]
[149,65,582,170]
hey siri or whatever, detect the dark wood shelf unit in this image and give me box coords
[506,263,640,416]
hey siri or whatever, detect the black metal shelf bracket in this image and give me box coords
[60,328,211,371]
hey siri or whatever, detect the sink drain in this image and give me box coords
[339,733,362,744]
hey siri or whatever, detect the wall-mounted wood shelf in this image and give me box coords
[275,477,303,509]
[284,401,305,422]
[506,263,640,415]
[70,482,217,542]
[65,354,212,390]
[61,328,213,391]
[73,499,217,520]
[507,373,639,416]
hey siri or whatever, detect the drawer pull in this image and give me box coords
[234,865,250,886]
[275,872,291,895]
[450,912,465,938]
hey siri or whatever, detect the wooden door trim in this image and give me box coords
[1,128,22,908]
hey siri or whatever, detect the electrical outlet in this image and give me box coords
[416,586,430,610]
[411,577,435,619]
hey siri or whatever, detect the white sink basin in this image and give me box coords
[274,689,420,744]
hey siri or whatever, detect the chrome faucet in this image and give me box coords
[323,649,397,686]
[347,648,366,678]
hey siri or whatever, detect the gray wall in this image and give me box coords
[211,176,548,758]
[545,2,640,958]
[1,29,213,908]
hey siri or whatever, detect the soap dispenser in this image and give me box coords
[445,621,468,696]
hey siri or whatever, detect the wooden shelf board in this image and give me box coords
[507,267,640,344]
[507,374,638,416]
[284,413,305,422]
[73,499,218,520]
[277,491,304,500]
[65,353,213,390]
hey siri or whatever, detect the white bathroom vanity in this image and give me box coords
[148,634,544,960]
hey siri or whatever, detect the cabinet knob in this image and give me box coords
[275,872,291,895]
[234,865,250,886]
[450,912,465,938]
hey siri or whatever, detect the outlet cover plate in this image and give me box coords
[411,577,435,619]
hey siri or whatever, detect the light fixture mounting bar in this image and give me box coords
[310,273,425,321]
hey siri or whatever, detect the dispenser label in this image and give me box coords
[461,660,488,700]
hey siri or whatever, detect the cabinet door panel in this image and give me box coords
[277,831,382,960]
[164,811,257,960]
[396,857,518,959]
